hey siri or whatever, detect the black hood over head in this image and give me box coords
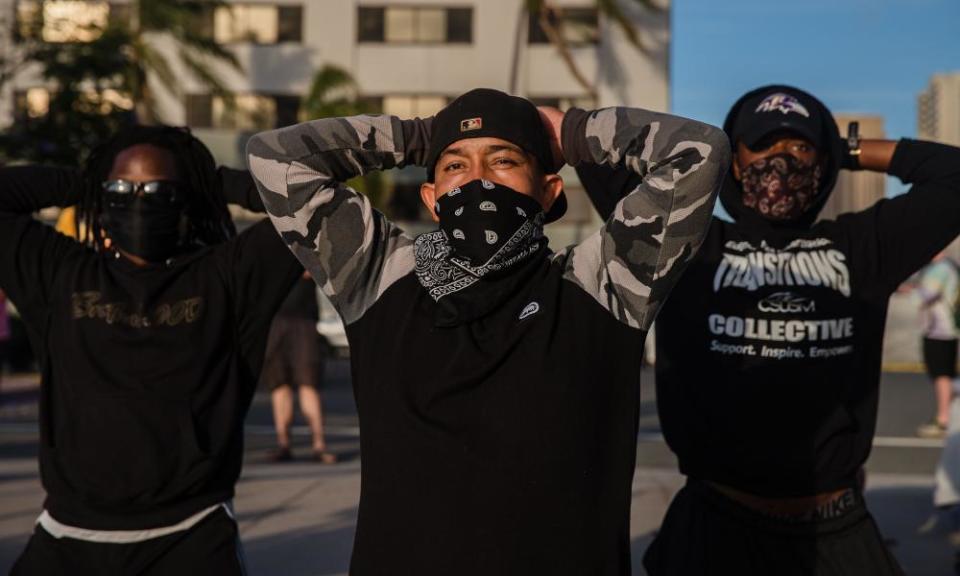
[720,84,843,230]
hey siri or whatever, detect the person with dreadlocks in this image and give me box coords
[0,125,303,575]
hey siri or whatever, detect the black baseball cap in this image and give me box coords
[730,87,824,150]
[425,88,567,223]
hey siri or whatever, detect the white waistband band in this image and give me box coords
[37,502,232,543]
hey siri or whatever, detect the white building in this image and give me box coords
[0,0,670,230]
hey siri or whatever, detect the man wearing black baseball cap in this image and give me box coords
[579,84,960,574]
[247,87,729,574]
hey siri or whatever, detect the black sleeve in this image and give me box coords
[0,166,85,327]
[218,167,265,212]
[400,117,433,166]
[840,139,960,295]
[227,218,305,366]
[575,163,643,221]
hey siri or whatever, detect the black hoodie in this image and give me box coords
[578,86,960,497]
[0,166,302,529]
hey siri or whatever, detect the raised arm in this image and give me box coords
[841,139,960,295]
[245,115,431,324]
[0,166,85,326]
[557,107,730,330]
[218,167,266,212]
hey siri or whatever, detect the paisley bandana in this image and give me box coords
[415,179,546,302]
[740,153,823,221]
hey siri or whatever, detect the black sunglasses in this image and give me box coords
[102,179,184,203]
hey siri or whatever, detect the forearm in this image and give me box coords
[562,107,729,330]
[247,115,430,192]
[0,166,83,214]
[561,107,730,178]
[218,167,265,212]
[859,139,960,292]
[886,139,960,187]
[857,139,897,172]
[246,115,420,317]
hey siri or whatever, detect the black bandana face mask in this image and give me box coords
[740,153,823,221]
[415,179,546,303]
[435,179,545,267]
[101,193,190,262]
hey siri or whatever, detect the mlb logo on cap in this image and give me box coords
[460,117,482,132]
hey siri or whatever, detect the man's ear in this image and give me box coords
[731,159,742,182]
[420,182,439,223]
[539,173,564,212]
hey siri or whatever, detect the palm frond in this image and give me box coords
[597,0,639,50]
[140,43,177,95]
[178,47,231,99]
[305,65,358,104]
[175,34,242,72]
[536,4,597,99]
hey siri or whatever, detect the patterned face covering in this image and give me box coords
[415,179,546,302]
[740,153,823,221]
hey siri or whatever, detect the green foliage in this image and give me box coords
[0,25,133,165]
[300,64,389,211]
[0,0,240,165]
[301,64,371,121]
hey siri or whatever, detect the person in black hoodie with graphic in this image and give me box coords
[578,84,960,575]
[2,125,302,575]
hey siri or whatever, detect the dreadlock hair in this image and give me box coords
[76,124,236,251]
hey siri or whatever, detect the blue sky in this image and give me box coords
[672,0,960,144]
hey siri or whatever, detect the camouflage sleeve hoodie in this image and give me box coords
[247,107,728,576]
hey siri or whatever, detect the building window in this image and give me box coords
[445,7,472,43]
[210,4,302,44]
[16,0,112,43]
[528,7,599,46]
[186,93,301,130]
[277,6,303,43]
[357,6,473,44]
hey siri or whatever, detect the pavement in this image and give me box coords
[1,358,958,575]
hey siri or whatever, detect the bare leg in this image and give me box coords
[299,385,335,463]
[271,385,295,450]
[937,375,953,427]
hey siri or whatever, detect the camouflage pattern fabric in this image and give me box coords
[246,115,419,325]
[558,107,730,329]
[247,106,729,330]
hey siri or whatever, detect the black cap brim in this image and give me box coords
[739,121,821,151]
[545,192,567,223]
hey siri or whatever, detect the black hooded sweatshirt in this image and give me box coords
[0,166,302,529]
[578,86,960,498]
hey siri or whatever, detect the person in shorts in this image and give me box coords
[261,272,337,463]
[917,252,960,438]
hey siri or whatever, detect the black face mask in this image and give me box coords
[740,153,822,221]
[435,179,545,267]
[101,193,190,262]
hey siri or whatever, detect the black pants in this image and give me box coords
[643,480,905,576]
[11,508,246,576]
